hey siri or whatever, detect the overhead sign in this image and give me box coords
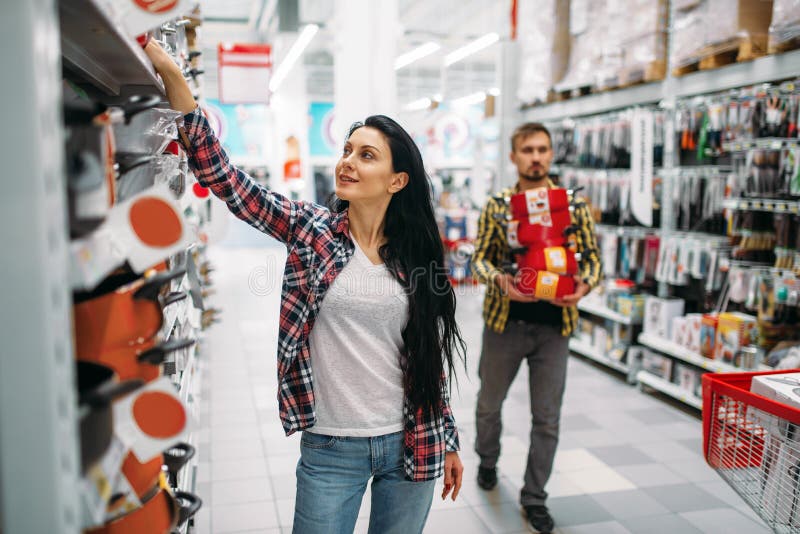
[217,43,272,104]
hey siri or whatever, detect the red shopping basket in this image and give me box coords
[702,371,800,533]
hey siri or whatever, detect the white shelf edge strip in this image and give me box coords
[637,371,703,409]
[569,338,629,373]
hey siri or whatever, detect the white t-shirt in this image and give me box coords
[307,240,409,436]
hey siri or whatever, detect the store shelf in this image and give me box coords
[722,197,800,214]
[674,49,800,99]
[569,338,630,374]
[59,0,165,96]
[523,49,800,122]
[523,82,666,122]
[722,138,800,152]
[637,370,703,410]
[638,332,738,373]
[578,298,641,325]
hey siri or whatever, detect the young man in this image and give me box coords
[471,123,601,533]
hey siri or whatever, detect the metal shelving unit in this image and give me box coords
[59,0,165,97]
[722,198,800,214]
[523,49,800,122]
[637,371,703,410]
[638,332,741,374]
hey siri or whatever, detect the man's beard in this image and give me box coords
[520,170,546,181]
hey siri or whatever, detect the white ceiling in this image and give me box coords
[197,0,504,103]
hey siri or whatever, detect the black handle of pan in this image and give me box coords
[80,378,143,408]
[133,269,187,301]
[121,94,161,124]
[174,492,203,527]
[116,153,155,176]
[137,338,195,365]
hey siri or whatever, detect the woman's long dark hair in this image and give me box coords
[329,115,467,417]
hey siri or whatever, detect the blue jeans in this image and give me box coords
[293,430,435,534]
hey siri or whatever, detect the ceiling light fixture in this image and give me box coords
[444,32,499,67]
[451,91,487,107]
[395,42,441,70]
[269,23,319,92]
[404,97,432,111]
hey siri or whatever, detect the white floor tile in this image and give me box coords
[562,467,636,494]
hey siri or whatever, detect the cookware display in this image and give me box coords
[77,362,143,475]
[64,12,215,534]
[70,183,197,290]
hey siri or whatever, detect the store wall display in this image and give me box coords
[53,6,211,533]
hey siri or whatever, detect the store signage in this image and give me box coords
[631,108,654,227]
[218,43,272,104]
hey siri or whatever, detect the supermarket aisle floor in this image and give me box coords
[193,217,770,534]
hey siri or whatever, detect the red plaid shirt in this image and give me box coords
[183,110,459,481]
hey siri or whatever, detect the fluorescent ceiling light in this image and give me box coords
[444,32,499,67]
[269,24,319,92]
[404,97,432,111]
[394,42,441,70]
[451,91,486,107]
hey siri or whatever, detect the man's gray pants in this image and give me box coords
[474,320,569,507]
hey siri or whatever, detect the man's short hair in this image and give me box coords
[511,122,552,151]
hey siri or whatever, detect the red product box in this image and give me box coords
[507,211,573,248]
[509,187,570,219]
[515,270,576,300]
[516,247,578,275]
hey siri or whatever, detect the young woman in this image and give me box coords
[144,41,466,533]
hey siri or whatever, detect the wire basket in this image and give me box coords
[702,371,800,533]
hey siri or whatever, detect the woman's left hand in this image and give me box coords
[442,451,464,501]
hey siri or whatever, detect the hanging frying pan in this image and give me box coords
[77,361,143,474]
[73,268,187,360]
[85,487,179,534]
[92,337,196,383]
[120,451,163,501]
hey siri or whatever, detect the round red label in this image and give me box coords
[133,0,178,14]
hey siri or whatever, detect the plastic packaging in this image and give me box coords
[113,108,181,155]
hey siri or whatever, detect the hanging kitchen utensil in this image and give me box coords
[77,361,143,474]
[120,451,163,501]
[85,486,176,534]
[73,268,187,361]
[112,107,182,155]
[92,337,195,383]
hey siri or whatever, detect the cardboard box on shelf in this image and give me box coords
[593,325,610,353]
[644,296,685,340]
[642,349,674,380]
[617,293,646,322]
[685,313,704,354]
[675,363,703,398]
[671,316,688,347]
[700,313,719,358]
[713,312,758,363]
